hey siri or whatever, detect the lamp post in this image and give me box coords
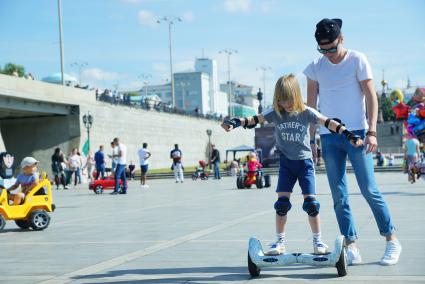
[219,49,238,117]
[257,88,263,114]
[82,112,93,152]
[71,62,88,85]
[157,16,182,108]
[138,73,152,97]
[57,0,65,85]
[206,129,212,168]
[256,66,271,109]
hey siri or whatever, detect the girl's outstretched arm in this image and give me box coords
[221,115,266,132]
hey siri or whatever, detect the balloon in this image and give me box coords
[418,108,425,119]
[412,88,425,104]
[392,102,411,120]
[390,89,404,103]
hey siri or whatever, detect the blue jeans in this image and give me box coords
[213,161,220,179]
[321,129,395,241]
[114,164,127,192]
[95,165,105,180]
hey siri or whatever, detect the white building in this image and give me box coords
[135,83,171,104]
[220,81,260,111]
[195,58,219,113]
[174,72,210,114]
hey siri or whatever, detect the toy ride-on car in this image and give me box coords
[237,169,271,189]
[0,173,55,231]
[89,175,127,194]
[192,160,209,181]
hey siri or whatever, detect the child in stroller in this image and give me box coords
[192,160,209,180]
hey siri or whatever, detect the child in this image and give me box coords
[6,157,39,205]
[222,74,363,255]
[246,152,262,183]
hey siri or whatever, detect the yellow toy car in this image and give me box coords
[0,173,55,231]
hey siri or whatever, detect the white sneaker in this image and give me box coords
[144,184,149,188]
[380,240,402,266]
[314,241,329,255]
[347,245,362,265]
[265,239,286,255]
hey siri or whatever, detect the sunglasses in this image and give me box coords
[317,42,339,54]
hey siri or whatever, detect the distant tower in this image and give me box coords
[195,57,218,113]
[407,73,411,89]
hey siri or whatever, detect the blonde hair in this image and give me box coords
[272,74,305,116]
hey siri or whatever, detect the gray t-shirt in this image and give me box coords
[261,106,323,160]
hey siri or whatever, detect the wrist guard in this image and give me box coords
[224,118,242,129]
[325,118,344,134]
[342,129,360,144]
[244,115,259,129]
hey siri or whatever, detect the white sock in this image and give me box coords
[276,232,285,242]
[313,232,322,243]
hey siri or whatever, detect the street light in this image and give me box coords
[82,112,93,152]
[256,66,271,109]
[57,0,65,85]
[157,16,182,109]
[219,49,238,117]
[138,73,152,97]
[71,61,88,85]
[206,129,212,168]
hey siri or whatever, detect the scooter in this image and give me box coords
[247,235,347,277]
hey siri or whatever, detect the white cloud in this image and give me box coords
[81,68,120,86]
[138,10,158,27]
[182,11,195,22]
[224,0,252,13]
[120,80,145,91]
[259,0,276,13]
[222,0,276,14]
[394,79,408,90]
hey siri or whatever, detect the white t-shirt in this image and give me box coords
[303,49,373,135]
[137,148,150,166]
[69,154,81,170]
[117,143,127,165]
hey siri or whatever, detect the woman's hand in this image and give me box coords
[351,138,364,148]
[365,135,378,153]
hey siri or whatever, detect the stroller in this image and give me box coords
[192,160,209,180]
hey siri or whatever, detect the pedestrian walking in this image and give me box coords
[94,145,106,180]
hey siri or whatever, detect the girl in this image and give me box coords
[222,74,363,255]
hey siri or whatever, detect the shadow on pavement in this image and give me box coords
[73,265,340,283]
[351,191,425,197]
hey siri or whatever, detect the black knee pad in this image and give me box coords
[274,196,292,216]
[302,196,320,217]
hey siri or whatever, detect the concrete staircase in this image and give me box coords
[376,121,403,153]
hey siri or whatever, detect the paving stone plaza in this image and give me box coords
[1,171,424,284]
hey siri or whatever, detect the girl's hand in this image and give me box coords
[221,118,241,132]
[221,121,234,132]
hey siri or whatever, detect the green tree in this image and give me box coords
[380,95,395,121]
[1,63,26,77]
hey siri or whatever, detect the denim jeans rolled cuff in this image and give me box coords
[321,129,396,241]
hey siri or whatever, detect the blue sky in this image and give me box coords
[1,0,424,102]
